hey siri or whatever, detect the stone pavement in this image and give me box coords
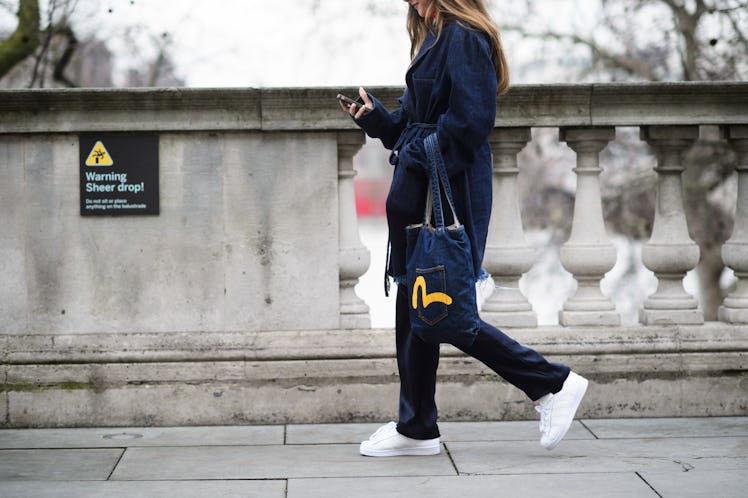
[0,417,746,497]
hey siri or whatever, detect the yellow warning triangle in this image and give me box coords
[85,141,114,166]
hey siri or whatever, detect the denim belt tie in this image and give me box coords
[389,122,438,166]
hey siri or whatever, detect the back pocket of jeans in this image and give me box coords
[412,265,450,326]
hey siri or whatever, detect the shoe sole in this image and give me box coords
[543,375,589,450]
[360,445,441,457]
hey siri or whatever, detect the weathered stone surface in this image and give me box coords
[0,138,26,333]
[446,437,748,475]
[2,326,746,427]
[286,420,594,445]
[591,82,748,126]
[0,419,744,498]
[109,444,456,480]
[286,474,655,498]
[1,83,746,134]
[0,87,263,133]
[2,132,339,334]
[4,324,746,363]
[639,470,748,498]
[0,481,286,498]
[581,416,748,439]
[0,425,283,449]
[0,448,123,480]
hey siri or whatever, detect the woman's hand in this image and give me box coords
[339,87,374,118]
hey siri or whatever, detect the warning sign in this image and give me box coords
[85,140,114,166]
[79,133,159,216]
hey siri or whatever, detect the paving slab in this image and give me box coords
[0,449,123,481]
[285,423,381,445]
[0,480,286,498]
[640,470,748,498]
[0,418,744,495]
[439,420,593,442]
[582,416,748,439]
[110,443,456,480]
[0,425,283,449]
[446,437,748,475]
[286,420,593,444]
[286,473,657,498]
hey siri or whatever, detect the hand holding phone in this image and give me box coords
[337,93,358,108]
[338,88,373,119]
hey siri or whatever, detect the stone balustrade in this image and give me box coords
[1,83,747,427]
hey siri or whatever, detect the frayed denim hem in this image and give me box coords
[392,274,407,286]
[389,268,489,289]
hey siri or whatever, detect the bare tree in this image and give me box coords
[0,0,85,87]
[0,0,40,78]
[503,0,748,82]
[0,0,183,88]
[503,0,746,319]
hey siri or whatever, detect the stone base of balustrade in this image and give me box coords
[339,314,371,330]
[481,311,538,328]
[2,324,746,428]
[639,308,705,326]
[559,310,620,327]
[718,306,748,324]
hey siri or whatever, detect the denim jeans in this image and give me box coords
[394,284,571,440]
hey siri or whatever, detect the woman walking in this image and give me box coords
[341,0,588,456]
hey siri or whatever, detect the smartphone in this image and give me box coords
[337,93,358,107]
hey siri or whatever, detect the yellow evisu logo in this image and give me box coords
[412,276,453,310]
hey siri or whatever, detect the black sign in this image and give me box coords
[79,133,159,216]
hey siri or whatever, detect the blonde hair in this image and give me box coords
[407,0,509,95]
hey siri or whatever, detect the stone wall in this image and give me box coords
[1,131,341,333]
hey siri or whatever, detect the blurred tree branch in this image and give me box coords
[506,0,746,318]
[507,0,748,82]
[3,0,79,87]
[503,24,662,80]
[51,24,77,87]
[0,0,40,78]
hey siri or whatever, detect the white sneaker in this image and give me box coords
[359,422,441,457]
[535,371,588,450]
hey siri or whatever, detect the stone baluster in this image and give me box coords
[558,127,620,326]
[481,128,537,327]
[719,125,748,323]
[640,126,703,325]
[337,131,371,329]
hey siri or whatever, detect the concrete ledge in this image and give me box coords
[3,323,746,363]
[1,82,746,133]
[2,325,746,427]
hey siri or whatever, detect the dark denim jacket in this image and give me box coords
[354,21,497,283]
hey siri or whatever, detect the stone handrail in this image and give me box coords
[2,82,746,131]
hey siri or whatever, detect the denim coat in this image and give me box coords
[354,21,497,283]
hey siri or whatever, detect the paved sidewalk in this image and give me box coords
[0,417,746,497]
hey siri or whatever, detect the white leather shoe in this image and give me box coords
[536,371,589,450]
[359,422,441,457]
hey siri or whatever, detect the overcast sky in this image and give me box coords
[88,0,415,87]
[1,0,602,87]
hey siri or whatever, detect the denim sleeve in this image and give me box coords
[353,92,409,151]
[405,28,498,178]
